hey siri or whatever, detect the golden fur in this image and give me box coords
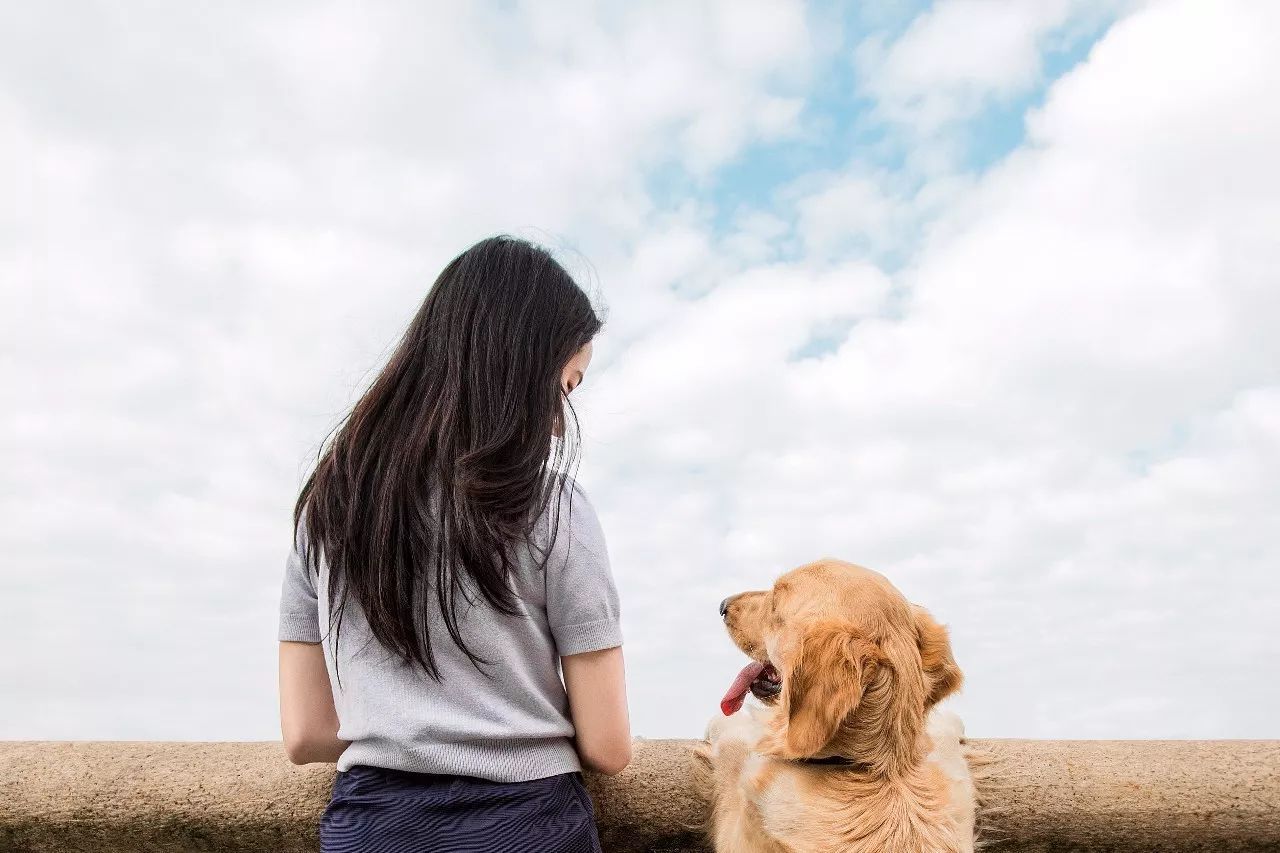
[693,559,989,853]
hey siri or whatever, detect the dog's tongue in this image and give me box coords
[720,661,766,716]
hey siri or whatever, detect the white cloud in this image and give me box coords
[2,0,1277,745]
[856,0,1130,134]
[794,172,906,257]
[0,0,820,737]
[579,0,1280,737]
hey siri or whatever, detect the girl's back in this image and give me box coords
[279,478,620,781]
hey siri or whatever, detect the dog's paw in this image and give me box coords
[704,711,733,744]
[706,706,769,752]
[926,707,966,744]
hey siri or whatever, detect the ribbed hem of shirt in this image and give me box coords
[336,736,585,783]
[552,617,623,656]
[278,614,322,643]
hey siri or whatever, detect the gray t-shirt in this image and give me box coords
[277,480,622,782]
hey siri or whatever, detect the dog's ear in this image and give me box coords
[773,620,882,758]
[912,604,962,708]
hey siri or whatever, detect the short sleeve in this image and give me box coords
[278,521,322,643]
[544,483,623,656]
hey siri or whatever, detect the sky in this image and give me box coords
[2,0,1278,742]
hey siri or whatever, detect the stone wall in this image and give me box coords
[2,739,1278,852]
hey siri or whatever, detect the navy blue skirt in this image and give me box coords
[319,764,604,853]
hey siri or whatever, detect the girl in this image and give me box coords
[278,235,630,853]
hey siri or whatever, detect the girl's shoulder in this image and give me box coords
[529,476,605,553]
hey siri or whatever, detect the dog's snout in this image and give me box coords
[719,597,730,618]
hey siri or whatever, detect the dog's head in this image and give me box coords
[718,559,962,765]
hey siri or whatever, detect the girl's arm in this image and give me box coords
[561,645,632,775]
[279,640,350,764]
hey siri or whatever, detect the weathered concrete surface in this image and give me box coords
[1,738,1277,852]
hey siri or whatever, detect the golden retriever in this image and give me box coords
[693,558,985,853]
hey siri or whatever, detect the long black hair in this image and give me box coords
[294,234,603,685]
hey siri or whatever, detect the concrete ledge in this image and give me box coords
[1,739,1278,852]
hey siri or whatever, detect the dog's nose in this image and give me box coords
[719,597,730,618]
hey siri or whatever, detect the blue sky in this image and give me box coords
[688,2,1125,277]
[3,0,1279,743]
